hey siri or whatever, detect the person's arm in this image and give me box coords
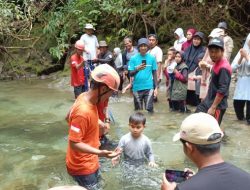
[156,49,163,81]
[174,68,188,83]
[70,140,120,158]
[153,70,158,88]
[207,94,224,116]
[129,63,146,76]
[97,54,113,64]
[207,68,231,116]
[111,138,125,166]
[71,57,84,70]
[145,139,157,167]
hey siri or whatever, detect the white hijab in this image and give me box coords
[231,33,250,76]
[113,47,123,69]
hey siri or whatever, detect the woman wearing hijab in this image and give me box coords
[231,33,250,125]
[183,31,206,106]
[174,28,187,52]
[181,28,197,51]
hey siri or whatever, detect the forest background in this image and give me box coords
[0,0,249,79]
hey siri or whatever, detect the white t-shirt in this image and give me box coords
[148,45,163,63]
[80,34,99,60]
[148,45,163,79]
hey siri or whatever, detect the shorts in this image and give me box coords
[72,169,102,190]
[74,85,86,98]
[133,89,154,112]
[195,102,226,125]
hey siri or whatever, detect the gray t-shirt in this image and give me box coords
[118,133,154,163]
[176,162,250,190]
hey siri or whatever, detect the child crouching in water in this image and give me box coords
[111,112,157,167]
[171,51,189,112]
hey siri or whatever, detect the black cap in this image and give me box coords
[208,37,224,49]
[193,32,205,40]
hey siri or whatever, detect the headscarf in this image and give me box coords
[113,47,123,69]
[182,28,197,51]
[183,32,206,73]
[174,28,187,52]
[231,33,250,76]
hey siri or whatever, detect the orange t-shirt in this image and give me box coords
[70,54,85,87]
[66,93,100,175]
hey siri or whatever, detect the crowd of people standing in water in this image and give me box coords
[61,21,250,190]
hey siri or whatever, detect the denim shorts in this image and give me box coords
[72,169,102,190]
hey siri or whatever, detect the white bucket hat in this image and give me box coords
[84,23,95,30]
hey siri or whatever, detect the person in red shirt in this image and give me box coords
[66,64,121,189]
[70,40,86,98]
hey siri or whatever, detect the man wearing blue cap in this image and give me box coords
[128,38,158,112]
[195,37,232,125]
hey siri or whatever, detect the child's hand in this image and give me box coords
[111,156,120,166]
[148,161,158,168]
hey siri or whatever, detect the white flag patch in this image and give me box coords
[71,125,80,133]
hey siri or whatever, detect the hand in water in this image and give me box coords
[111,148,123,166]
[148,161,158,168]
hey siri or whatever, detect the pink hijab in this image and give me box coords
[181,28,197,51]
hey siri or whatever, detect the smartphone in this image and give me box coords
[165,169,188,183]
[141,60,146,65]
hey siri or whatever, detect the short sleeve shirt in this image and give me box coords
[128,53,158,92]
[80,34,99,60]
[70,54,84,87]
[148,46,163,63]
[66,94,100,175]
[176,162,250,190]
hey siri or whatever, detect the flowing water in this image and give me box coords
[0,78,250,190]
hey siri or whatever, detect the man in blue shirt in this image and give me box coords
[128,38,158,112]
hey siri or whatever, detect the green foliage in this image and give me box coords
[1,0,249,77]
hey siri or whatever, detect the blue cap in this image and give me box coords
[137,38,149,47]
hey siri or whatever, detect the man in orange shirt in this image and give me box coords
[66,64,121,189]
[70,40,86,99]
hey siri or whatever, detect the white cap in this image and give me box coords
[173,113,224,145]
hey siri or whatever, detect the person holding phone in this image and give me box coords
[128,38,158,113]
[161,113,250,190]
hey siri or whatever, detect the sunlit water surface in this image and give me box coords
[0,79,249,190]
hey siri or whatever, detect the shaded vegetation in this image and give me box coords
[0,0,249,78]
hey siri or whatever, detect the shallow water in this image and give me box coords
[0,79,250,190]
